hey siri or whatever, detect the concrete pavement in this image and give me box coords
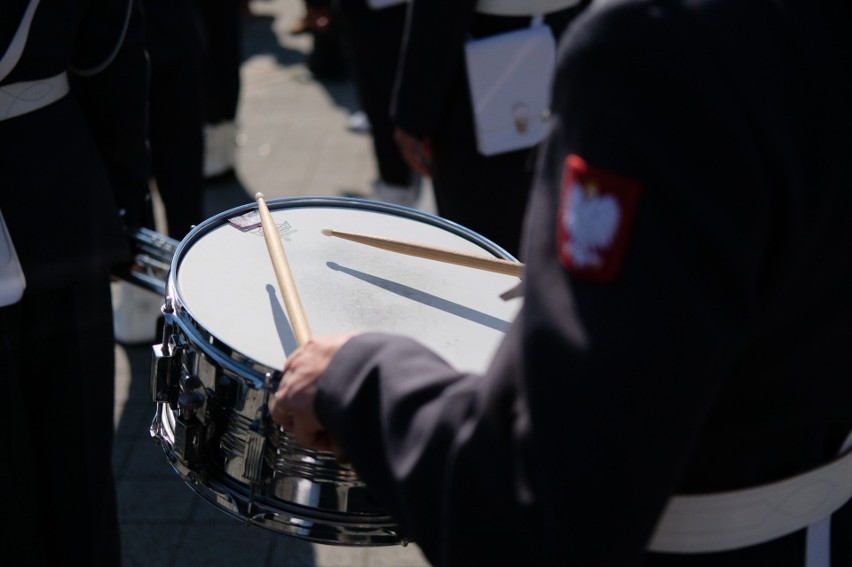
[113,1,433,564]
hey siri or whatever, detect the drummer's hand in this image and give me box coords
[394,127,432,178]
[268,332,358,452]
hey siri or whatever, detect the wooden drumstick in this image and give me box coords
[321,228,525,278]
[255,193,312,345]
[255,196,349,462]
[256,196,349,463]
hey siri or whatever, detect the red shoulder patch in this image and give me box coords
[556,155,642,283]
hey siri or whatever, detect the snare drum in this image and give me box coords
[149,196,522,546]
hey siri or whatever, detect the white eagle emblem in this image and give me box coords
[562,180,621,268]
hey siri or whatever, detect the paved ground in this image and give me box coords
[112,1,433,565]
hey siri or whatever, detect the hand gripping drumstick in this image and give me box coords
[255,194,349,462]
[255,193,312,345]
[321,228,525,278]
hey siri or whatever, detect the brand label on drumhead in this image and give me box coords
[557,154,642,283]
[227,210,263,232]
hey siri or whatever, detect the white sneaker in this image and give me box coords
[112,280,163,345]
[204,121,237,178]
[346,110,371,134]
[374,180,421,209]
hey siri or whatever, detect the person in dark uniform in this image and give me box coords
[194,0,246,179]
[267,1,852,566]
[0,0,150,564]
[111,0,207,347]
[334,0,420,207]
[391,0,590,257]
[292,0,349,81]
[142,0,206,239]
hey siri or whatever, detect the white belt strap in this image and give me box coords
[476,0,581,17]
[649,434,852,556]
[0,72,69,121]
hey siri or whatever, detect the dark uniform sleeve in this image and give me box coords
[316,2,852,566]
[315,330,535,565]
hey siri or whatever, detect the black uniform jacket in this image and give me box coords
[0,0,149,290]
[317,0,852,565]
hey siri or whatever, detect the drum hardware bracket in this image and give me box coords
[150,341,183,404]
[173,414,203,464]
[161,294,175,315]
[173,366,214,465]
[150,315,190,403]
[119,227,180,297]
[248,511,274,525]
[244,408,272,517]
[246,482,266,519]
[243,427,267,484]
[185,467,207,486]
[263,372,277,394]
[179,372,208,417]
[389,530,408,546]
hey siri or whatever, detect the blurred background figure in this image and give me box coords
[142,0,207,239]
[113,0,209,346]
[391,0,591,257]
[0,1,151,564]
[197,0,248,179]
[114,0,250,346]
[291,0,348,81]
[334,0,421,208]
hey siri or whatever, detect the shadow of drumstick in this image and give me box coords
[327,262,512,333]
[266,283,300,356]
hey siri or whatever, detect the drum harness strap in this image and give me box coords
[649,429,852,567]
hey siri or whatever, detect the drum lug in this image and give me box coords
[173,371,212,464]
[243,418,270,519]
[173,416,203,463]
[244,414,269,484]
[150,341,182,404]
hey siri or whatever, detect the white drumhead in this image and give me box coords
[174,200,522,373]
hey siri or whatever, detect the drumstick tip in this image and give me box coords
[255,192,265,201]
[321,228,333,236]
